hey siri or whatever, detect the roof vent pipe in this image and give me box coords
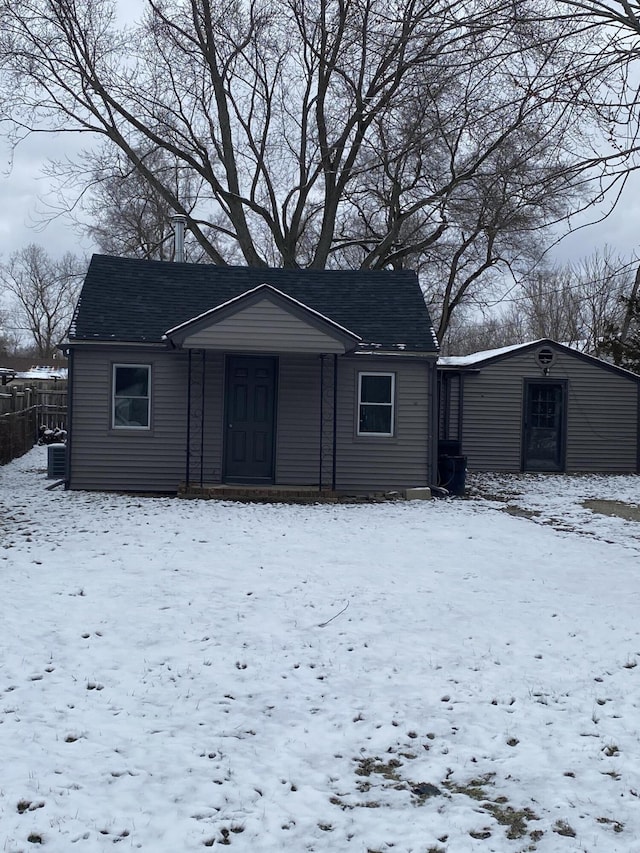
[171,213,187,263]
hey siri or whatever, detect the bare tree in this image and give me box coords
[596,258,640,371]
[78,144,215,261]
[572,250,632,348]
[529,0,640,217]
[513,268,584,345]
[441,310,529,356]
[511,251,629,349]
[0,304,18,357]
[444,248,632,354]
[0,0,596,337]
[1,245,83,357]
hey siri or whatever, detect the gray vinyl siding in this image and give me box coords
[275,355,434,490]
[335,357,432,491]
[439,372,461,442]
[70,349,434,493]
[275,355,322,484]
[458,349,639,473]
[182,299,346,353]
[448,375,461,442]
[193,352,225,485]
[459,364,523,471]
[564,363,638,472]
[438,375,446,439]
[69,347,189,491]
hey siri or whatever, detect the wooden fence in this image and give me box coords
[34,387,68,431]
[0,383,68,466]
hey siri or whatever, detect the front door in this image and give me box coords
[224,356,277,483]
[522,381,565,472]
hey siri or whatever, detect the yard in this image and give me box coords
[1,448,640,852]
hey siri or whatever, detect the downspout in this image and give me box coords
[458,372,464,447]
[437,369,445,440]
[637,383,640,473]
[318,354,325,492]
[332,354,338,491]
[428,359,439,485]
[186,349,192,488]
[170,216,190,487]
[200,350,206,488]
[64,347,74,489]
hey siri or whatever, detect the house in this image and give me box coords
[61,255,440,494]
[438,339,640,473]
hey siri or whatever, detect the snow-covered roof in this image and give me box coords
[438,339,640,381]
[15,366,68,380]
[438,340,548,367]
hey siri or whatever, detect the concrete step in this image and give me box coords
[178,484,339,503]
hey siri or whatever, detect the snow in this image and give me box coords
[438,340,640,381]
[438,341,549,367]
[14,367,68,381]
[2,449,640,852]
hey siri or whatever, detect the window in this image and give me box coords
[112,364,151,429]
[358,372,395,436]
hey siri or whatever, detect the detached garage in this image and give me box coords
[438,339,640,473]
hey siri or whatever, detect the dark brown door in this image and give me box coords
[224,356,277,483]
[522,381,565,472]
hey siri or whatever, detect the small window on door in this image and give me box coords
[112,364,151,429]
[358,372,395,436]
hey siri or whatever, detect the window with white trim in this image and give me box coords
[112,364,151,429]
[357,372,395,436]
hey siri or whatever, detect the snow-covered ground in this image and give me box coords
[1,448,640,853]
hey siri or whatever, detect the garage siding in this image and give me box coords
[457,348,639,473]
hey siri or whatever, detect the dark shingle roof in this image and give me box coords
[69,255,439,354]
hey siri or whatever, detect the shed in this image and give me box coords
[438,339,640,473]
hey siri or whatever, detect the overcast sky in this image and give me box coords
[0,0,146,266]
[1,0,639,271]
[2,133,639,269]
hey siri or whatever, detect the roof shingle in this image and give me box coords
[69,255,439,354]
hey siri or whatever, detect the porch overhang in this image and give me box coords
[163,283,362,355]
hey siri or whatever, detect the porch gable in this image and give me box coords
[164,284,361,354]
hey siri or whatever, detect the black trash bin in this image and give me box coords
[437,454,467,496]
[438,439,461,457]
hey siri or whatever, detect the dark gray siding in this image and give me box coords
[564,361,638,472]
[189,352,224,485]
[275,355,323,485]
[458,349,639,473]
[335,357,432,491]
[70,349,434,493]
[69,347,188,492]
[439,372,461,443]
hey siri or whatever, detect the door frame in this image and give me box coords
[222,354,278,484]
[521,378,567,472]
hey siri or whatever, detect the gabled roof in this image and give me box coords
[164,283,362,350]
[439,338,640,381]
[68,255,439,354]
